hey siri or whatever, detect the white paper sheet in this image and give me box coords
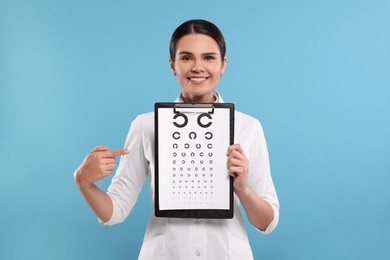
[157,107,231,210]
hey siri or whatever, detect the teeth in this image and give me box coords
[190,77,206,81]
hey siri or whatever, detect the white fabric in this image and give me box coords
[101,91,279,260]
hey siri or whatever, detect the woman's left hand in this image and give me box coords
[227,144,249,194]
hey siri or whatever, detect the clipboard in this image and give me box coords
[155,102,234,219]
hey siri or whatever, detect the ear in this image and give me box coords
[221,56,228,75]
[169,57,176,76]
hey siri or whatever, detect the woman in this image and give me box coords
[74,19,279,259]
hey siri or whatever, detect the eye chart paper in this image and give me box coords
[155,103,234,219]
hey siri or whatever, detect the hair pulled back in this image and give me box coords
[169,19,226,62]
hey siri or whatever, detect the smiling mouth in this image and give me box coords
[188,77,208,82]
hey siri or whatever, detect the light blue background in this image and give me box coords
[1,0,389,259]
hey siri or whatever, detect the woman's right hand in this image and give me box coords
[74,144,129,188]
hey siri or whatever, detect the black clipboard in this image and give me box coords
[154,102,234,219]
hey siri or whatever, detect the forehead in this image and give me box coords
[176,34,220,55]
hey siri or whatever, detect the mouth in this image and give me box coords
[188,77,209,83]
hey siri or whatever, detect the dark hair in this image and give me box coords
[169,19,226,61]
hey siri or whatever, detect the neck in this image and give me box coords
[181,93,216,103]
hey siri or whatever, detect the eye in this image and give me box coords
[204,55,215,61]
[180,55,193,61]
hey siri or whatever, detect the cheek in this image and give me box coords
[210,64,224,76]
[212,69,222,80]
[175,65,189,76]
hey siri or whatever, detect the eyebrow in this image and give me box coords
[177,51,219,56]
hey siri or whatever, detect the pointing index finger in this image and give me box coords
[103,149,129,158]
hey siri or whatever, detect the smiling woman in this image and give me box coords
[74,19,279,260]
[169,33,227,103]
[168,20,228,103]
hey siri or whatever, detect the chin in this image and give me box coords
[190,86,213,94]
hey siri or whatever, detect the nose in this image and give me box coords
[191,60,204,73]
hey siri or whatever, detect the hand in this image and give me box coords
[74,144,129,187]
[227,144,249,194]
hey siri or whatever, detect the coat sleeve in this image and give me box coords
[247,119,280,234]
[100,115,148,225]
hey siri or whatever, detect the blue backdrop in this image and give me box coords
[1,0,389,259]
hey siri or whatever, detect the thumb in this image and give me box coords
[91,144,109,153]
